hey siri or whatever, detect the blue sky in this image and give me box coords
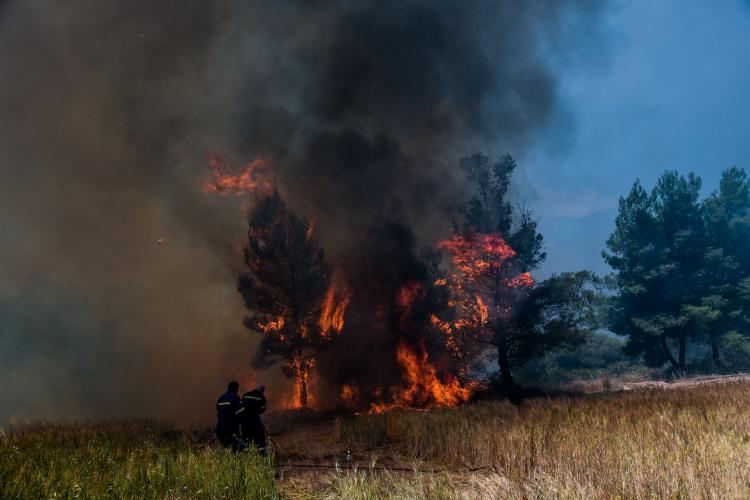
[525,0,750,277]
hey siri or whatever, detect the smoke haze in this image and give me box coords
[0,0,604,423]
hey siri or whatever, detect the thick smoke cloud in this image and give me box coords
[0,0,603,423]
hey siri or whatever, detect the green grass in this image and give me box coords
[0,420,277,499]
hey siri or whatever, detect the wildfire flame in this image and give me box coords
[204,151,535,412]
[319,268,350,337]
[369,343,474,413]
[202,152,273,196]
[437,233,517,282]
[306,219,316,241]
[341,383,358,406]
[435,232,535,325]
[257,316,285,333]
[368,281,476,413]
[282,355,318,410]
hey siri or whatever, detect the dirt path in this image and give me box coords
[621,372,750,391]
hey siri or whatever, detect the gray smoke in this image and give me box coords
[0,0,604,423]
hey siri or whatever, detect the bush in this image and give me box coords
[514,332,648,389]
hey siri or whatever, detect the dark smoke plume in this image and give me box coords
[0,0,604,423]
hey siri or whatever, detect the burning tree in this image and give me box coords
[434,154,595,387]
[237,191,334,408]
[435,232,534,386]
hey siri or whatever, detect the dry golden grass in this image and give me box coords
[300,381,750,498]
[3,381,749,498]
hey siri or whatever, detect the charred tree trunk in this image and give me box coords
[298,371,308,408]
[660,334,679,371]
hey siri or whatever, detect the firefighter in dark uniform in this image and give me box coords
[238,385,267,454]
[215,380,242,448]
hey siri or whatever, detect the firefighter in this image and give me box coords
[215,380,242,449]
[238,385,267,455]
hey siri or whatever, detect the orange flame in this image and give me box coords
[396,281,424,310]
[202,152,273,196]
[341,383,358,406]
[475,295,488,324]
[370,342,473,413]
[306,219,316,241]
[319,269,350,337]
[257,316,285,333]
[281,355,318,410]
[437,233,517,282]
[368,281,476,413]
[506,271,534,288]
[434,232,534,329]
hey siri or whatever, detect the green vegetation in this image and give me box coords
[605,167,750,373]
[0,420,277,499]
[515,331,652,390]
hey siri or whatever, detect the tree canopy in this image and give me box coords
[605,167,750,373]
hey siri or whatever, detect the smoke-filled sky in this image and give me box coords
[1,0,748,424]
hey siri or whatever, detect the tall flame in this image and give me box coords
[319,268,350,337]
[369,343,474,413]
[202,152,273,196]
[369,281,476,413]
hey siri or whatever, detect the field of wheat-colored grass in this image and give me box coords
[304,381,750,498]
[2,381,750,499]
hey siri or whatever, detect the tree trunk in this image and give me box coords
[298,372,308,408]
[711,337,721,365]
[678,334,686,373]
[292,352,309,408]
[660,334,679,371]
[497,338,514,387]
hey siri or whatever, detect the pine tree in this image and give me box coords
[702,167,750,364]
[237,191,330,408]
[605,171,709,373]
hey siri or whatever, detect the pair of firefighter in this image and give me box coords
[215,381,267,454]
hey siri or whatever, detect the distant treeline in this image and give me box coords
[602,167,750,375]
[523,166,750,388]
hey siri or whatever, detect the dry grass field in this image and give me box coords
[3,380,750,499]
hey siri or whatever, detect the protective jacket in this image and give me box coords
[238,389,267,453]
[215,390,241,446]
